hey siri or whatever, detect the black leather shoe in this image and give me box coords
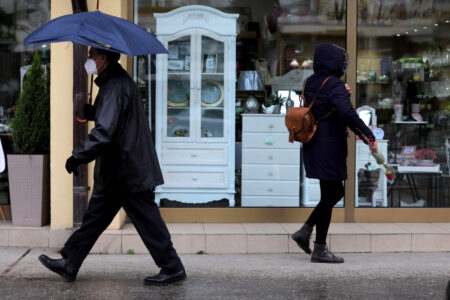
[144,269,186,286]
[38,254,78,282]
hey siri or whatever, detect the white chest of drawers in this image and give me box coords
[241,114,301,207]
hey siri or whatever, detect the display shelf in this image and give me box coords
[155,5,238,206]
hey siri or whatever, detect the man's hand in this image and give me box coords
[65,156,81,176]
[83,103,96,121]
[345,83,351,96]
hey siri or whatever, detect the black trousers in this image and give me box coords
[61,188,183,274]
[305,180,344,244]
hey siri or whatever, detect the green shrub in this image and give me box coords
[11,51,50,154]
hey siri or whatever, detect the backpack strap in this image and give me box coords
[301,76,335,123]
[302,76,332,108]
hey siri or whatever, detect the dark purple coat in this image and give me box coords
[302,43,375,181]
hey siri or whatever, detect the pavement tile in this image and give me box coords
[48,229,72,248]
[206,234,246,254]
[167,223,205,234]
[328,223,369,234]
[397,223,448,234]
[412,234,450,252]
[359,223,410,234]
[203,223,246,234]
[242,223,287,234]
[91,233,121,254]
[371,234,411,252]
[247,235,288,253]
[0,229,8,246]
[121,234,147,254]
[330,234,371,252]
[171,234,205,254]
[9,227,49,247]
[432,223,450,233]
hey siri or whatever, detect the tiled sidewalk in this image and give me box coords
[1,222,449,254]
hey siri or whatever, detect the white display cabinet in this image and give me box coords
[154,6,238,205]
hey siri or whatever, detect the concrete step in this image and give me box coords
[1,222,450,254]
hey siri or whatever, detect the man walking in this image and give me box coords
[39,47,186,286]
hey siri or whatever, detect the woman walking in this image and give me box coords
[292,43,378,263]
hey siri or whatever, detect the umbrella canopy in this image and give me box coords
[24,10,167,56]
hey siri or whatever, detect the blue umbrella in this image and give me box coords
[24,10,167,56]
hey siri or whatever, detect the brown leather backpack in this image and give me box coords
[285,76,334,143]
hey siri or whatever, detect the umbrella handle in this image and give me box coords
[75,112,88,123]
[74,74,93,123]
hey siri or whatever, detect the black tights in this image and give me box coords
[305,180,344,244]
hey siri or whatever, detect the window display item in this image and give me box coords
[201,81,224,107]
[237,71,264,91]
[393,103,403,121]
[154,5,238,206]
[411,103,423,121]
[255,58,272,85]
[244,94,260,113]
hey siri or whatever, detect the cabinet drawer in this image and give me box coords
[241,196,299,207]
[242,180,299,196]
[242,149,300,165]
[242,165,300,180]
[243,115,287,133]
[162,145,227,165]
[162,168,227,188]
[242,133,300,149]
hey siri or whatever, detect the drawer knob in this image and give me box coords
[268,188,273,192]
[268,124,274,128]
[192,176,198,181]
[191,153,198,158]
[268,172,273,176]
[268,155,273,160]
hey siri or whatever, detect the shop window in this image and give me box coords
[356,0,450,208]
[136,0,346,207]
[0,0,50,210]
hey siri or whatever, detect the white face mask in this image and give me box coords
[84,58,98,75]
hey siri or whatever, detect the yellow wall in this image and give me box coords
[50,0,130,229]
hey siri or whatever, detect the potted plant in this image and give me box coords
[414,148,437,166]
[8,51,50,227]
[262,94,287,114]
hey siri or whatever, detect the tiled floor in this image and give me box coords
[1,222,449,254]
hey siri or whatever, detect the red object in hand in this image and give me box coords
[386,173,394,181]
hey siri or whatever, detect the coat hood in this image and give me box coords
[313,43,348,77]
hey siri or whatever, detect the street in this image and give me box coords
[0,248,448,299]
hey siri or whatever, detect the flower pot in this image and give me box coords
[415,159,434,166]
[7,154,49,227]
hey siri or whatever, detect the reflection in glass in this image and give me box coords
[201,36,224,138]
[357,1,450,208]
[166,36,190,138]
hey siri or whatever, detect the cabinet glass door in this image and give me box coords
[166,36,191,138]
[200,36,225,139]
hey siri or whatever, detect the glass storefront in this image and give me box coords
[0,0,50,207]
[134,0,449,210]
[356,0,450,208]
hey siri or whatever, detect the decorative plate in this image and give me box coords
[201,81,224,107]
[167,80,189,107]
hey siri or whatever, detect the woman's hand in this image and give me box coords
[369,140,378,152]
[345,83,351,96]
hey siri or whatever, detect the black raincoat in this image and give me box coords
[302,43,375,181]
[73,62,164,197]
